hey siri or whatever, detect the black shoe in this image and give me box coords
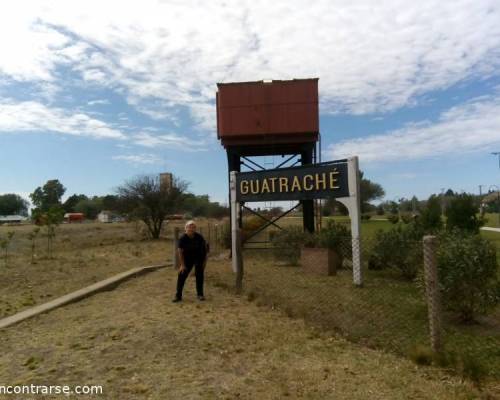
[172,297,182,303]
[197,295,205,301]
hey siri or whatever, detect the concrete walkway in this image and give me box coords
[481,227,500,233]
[0,263,171,329]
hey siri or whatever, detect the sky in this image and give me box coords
[1,0,500,207]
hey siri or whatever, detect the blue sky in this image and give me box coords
[1,0,500,207]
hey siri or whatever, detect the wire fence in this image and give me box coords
[205,231,500,383]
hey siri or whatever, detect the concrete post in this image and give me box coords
[173,227,180,270]
[423,235,443,353]
[235,228,244,294]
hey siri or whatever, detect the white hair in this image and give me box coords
[185,220,196,229]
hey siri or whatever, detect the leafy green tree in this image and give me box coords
[181,193,228,218]
[445,193,484,233]
[359,171,385,213]
[30,180,66,212]
[36,207,64,259]
[75,197,102,219]
[63,194,88,213]
[0,194,29,216]
[117,175,187,239]
[420,195,443,233]
[101,195,120,211]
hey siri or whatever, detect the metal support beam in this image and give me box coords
[241,156,266,171]
[243,203,300,244]
[301,148,315,233]
[242,204,284,230]
[276,154,298,169]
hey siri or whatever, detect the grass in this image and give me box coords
[207,251,500,389]
[1,218,499,396]
[0,266,487,399]
[0,219,228,319]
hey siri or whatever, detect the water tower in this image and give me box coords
[216,78,319,233]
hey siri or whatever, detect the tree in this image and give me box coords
[117,175,187,239]
[446,193,484,233]
[75,198,102,219]
[359,171,385,213]
[30,180,66,212]
[420,195,442,233]
[63,194,88,213]
[101,195,120,211]
[0,194,29,216]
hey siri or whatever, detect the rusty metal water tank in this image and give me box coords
[216,78,319,148]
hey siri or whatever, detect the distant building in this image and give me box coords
[97,210,113,223]
[63,213,84,223]
[0,215,28,224]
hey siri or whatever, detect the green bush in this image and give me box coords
[420,195,442,233]
[387,214,399,224]
[270,226,307,265]
[361,214,371,220]
[368,223,423,279]
[400,213,413,224]
[317,220,351,259]
[445,194,484,233]
[437,230,500,323]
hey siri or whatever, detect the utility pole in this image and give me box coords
[479,185,485,196]
[492,152,500,169]
[440,188,446,217]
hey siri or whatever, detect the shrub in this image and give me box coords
[445,194,484,233]
[361,214,371,220]
[368,223,423,279]
[420,195,442,233]
[400,213,413,224]
[317,220,351,259]
[437,230,500,323]
[387,214,399,224]
[270,226,307,265]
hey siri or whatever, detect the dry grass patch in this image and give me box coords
[0,266,489,399]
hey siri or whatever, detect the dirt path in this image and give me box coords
[0,267,484,399]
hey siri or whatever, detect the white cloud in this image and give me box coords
[1,0,499,130]
[87,99,110,106]
[112,153,162,165]
[132,132,208,151]
[326,96,500,163]
[0,99,125,139]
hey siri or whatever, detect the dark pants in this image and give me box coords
[175,260,204,299]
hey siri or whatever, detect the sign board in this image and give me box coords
[230,156,363,286]
[235,161,349,202]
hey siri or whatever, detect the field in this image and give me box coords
[0,219,498,398]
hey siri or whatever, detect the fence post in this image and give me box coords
[423,235,443,353]
[207,223,212,252]
[235,228,244,294]
[173,227,180,270]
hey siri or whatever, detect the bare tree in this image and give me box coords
[117,175,187,239]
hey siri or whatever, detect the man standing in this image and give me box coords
[173,220,208,302]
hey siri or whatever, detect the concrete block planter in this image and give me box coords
[300,247,341,276]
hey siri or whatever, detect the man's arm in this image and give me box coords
[201,239,209,269]
[178,248,186,272]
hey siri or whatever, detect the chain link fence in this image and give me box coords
[206,229,500,384]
